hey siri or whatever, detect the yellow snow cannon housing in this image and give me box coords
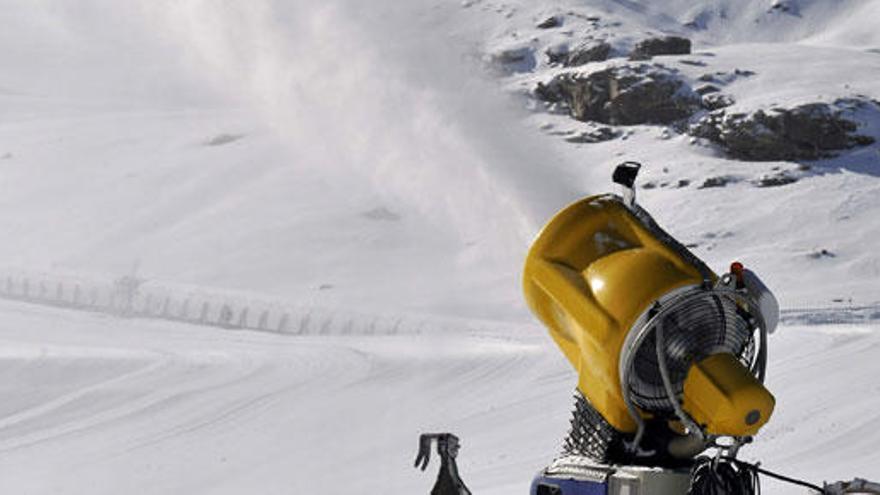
[523,183,776,449]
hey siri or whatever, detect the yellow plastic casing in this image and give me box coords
[683,353,775,436]
[523,195,706,432]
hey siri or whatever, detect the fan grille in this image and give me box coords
[626,292,756,414]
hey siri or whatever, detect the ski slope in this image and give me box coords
[1,0,880,493]
[0,301,877,494]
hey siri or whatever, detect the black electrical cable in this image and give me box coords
[688,457,760,495]
[688,456,825,495]
[728,458,824,494]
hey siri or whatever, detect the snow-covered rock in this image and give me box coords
[629,36,692,61]
[563,41,612,67]
[535,64,701,125]
[691,99,878,161]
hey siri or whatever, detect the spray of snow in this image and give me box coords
[0,0,587,314]
[135,0,580,249]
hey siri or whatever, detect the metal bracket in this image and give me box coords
[612,161,642,208]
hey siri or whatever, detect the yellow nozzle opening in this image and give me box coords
[682,353,775,437]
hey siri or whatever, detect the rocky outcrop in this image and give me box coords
[702,93,735,111]
[690,100,876,161]
[754,172,798,187]
[537,16,561,29]
[695,85,720,95]
[699,176,738,189]
[564,126,620,143]
[698,69,755,84]
[565,41,612,67]
[629,36,691,60]
[545,44,569,65]
[535,65,702,125]
[546,41,611,67]
[490,46,535,74]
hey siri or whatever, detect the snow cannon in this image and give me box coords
[523,162,779,469]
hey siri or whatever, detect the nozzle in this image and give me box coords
[682,353,775,437]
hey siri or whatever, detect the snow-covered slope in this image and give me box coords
[1,0,879,493]
[473,0,880,308]
[2,0,879,312]
[0,303,877,494]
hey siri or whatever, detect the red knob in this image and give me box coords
[730,261,745,288]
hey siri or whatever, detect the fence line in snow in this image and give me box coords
[0,270,872,335]
[779,304,880,326]
[0,270,478,337]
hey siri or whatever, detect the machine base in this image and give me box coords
[531,456,691,495]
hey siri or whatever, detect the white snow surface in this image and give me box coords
[1,0,879,493]
[0,303,878,494]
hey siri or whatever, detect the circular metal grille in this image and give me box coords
[626,291,757,414]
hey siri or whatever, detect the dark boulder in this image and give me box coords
[534,78,567,104]
[698,69,756,84]
[754,172,798,187]
[702,93,735,111]
[565,41,612,67]
[535,65,701,125]
[629,36,692,60]
[699,176,737,189]
[690,101,876,161]
[537,16,562,29]
[696,84,720,95]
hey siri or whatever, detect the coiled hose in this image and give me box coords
[688,457,824,495]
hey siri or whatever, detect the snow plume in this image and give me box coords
[136,0,581,259]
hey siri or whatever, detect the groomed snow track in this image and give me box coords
[0,296,878,494]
